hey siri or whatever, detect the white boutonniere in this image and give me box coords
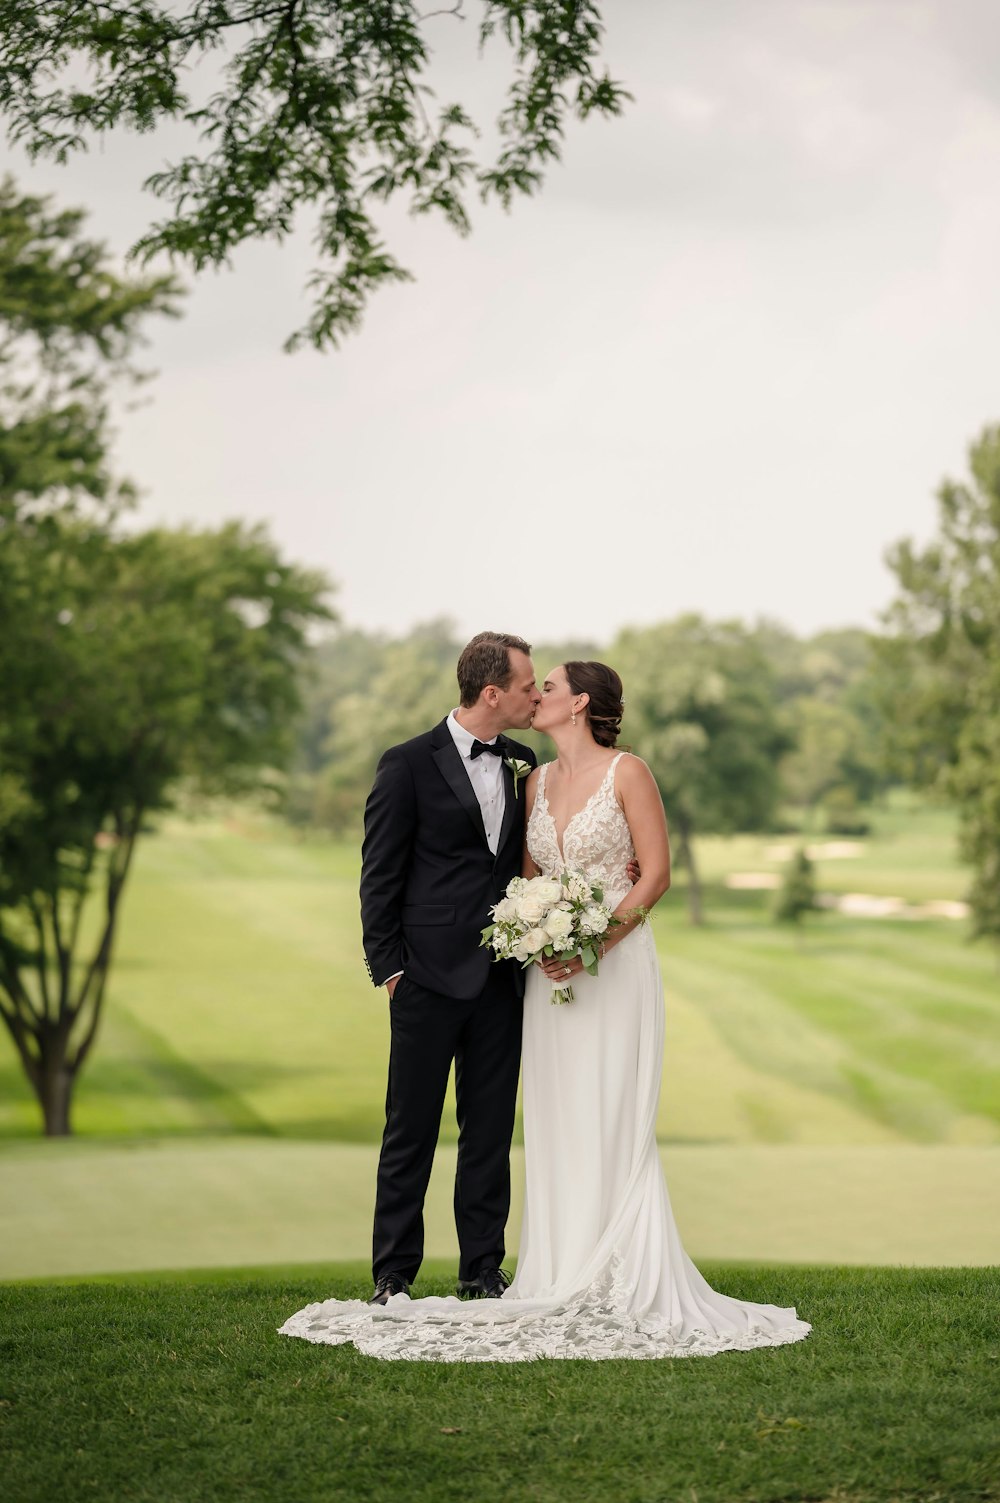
[504,757,532,800]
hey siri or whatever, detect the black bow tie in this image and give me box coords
[470,737,505,759]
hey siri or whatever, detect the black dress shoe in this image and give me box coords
[457,1267,511,1300]
[369,1273,410,1306]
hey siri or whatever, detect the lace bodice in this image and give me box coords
[528,753,635,904]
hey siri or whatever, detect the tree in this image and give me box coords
[750,621,886,818]
[0,175,180,526]
[774,848,818,935]
[0,516,332,1135]
[311,620,459,832]
[1,173,181,950]
[613,616,790,924]
[0,179,333,1133]
[0,1,629,350]
[878,422,1000,947]
[779,698,875,821]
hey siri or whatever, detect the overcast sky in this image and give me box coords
[10,0,1000,644]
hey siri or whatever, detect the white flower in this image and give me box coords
[544,908,574,944]
[533,878,563,905]
[546,933,577,954]
[516,879,561,926]
[513,927,550,963]
[521,926,550,955]
[492,897,518,925]
[504,757,532,799]
[580,905,610,936]
[564,873,590,904]
[516,892,548,926]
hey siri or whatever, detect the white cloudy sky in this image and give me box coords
[10,0,1000,643]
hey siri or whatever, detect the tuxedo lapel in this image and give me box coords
[431,720,490,847]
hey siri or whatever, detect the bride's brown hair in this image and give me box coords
[563,661,625,748]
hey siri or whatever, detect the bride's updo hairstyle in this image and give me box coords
[563,661,625,748]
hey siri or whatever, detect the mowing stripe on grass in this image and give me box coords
[2,1139,997,1280]
[2,816,998,1149]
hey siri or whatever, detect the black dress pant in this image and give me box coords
[372,963,523,1285]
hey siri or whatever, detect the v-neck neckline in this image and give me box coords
[539,756,621,863]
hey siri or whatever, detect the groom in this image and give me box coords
[360,631,541,1305]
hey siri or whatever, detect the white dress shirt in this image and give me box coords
[447,709,506,853]
[378,713,507,988]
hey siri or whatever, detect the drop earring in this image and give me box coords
[571,709,577,726]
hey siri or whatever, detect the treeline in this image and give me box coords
[283,401,1000,949]
[283,615,891,923]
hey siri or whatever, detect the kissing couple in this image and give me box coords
[281,631,810,1360]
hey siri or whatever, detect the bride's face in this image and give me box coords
[532,665,583,733]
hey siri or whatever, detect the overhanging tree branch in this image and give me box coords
[0,1,629,349]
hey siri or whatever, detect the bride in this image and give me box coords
[280,661,811,1361]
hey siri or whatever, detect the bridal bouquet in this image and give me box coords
[481,871,619,1005]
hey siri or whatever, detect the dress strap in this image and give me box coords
[602,752,624,803]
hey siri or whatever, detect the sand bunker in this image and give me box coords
[723,874,969,920]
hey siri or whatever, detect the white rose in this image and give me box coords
[532,879,563,905]
[544,909,574,943]
[580,905,610,936]
[520,926,550,957]
[516,892,548,926]
[492,897,517,925]
[565,874,590,903]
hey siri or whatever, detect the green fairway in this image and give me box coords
[2,803,998,1278]
[2,1266,997,1503]
[1,802,996,1150]
[2,1138,998,1281]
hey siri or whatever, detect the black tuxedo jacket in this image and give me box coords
[360,718,537,1001]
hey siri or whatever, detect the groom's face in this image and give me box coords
[496,650,542,731]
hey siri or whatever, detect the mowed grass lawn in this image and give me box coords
[2,796,999,1274]
[1,796,996,1149]
[2,1264,998,1503]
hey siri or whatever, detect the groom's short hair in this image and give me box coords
[457,631,532,706]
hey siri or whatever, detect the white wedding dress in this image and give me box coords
[279,754,811,1361]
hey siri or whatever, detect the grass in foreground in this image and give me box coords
[1,1264,998,1503]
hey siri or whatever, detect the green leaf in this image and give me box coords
[0,2,630,349]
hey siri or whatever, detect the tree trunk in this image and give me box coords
[37,1029,75,1137]
[0,813,139,1139]
[675,820,704,926]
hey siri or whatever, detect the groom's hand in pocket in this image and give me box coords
[386,975,402,1000]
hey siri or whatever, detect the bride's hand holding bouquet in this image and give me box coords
[481,870,619,1005]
